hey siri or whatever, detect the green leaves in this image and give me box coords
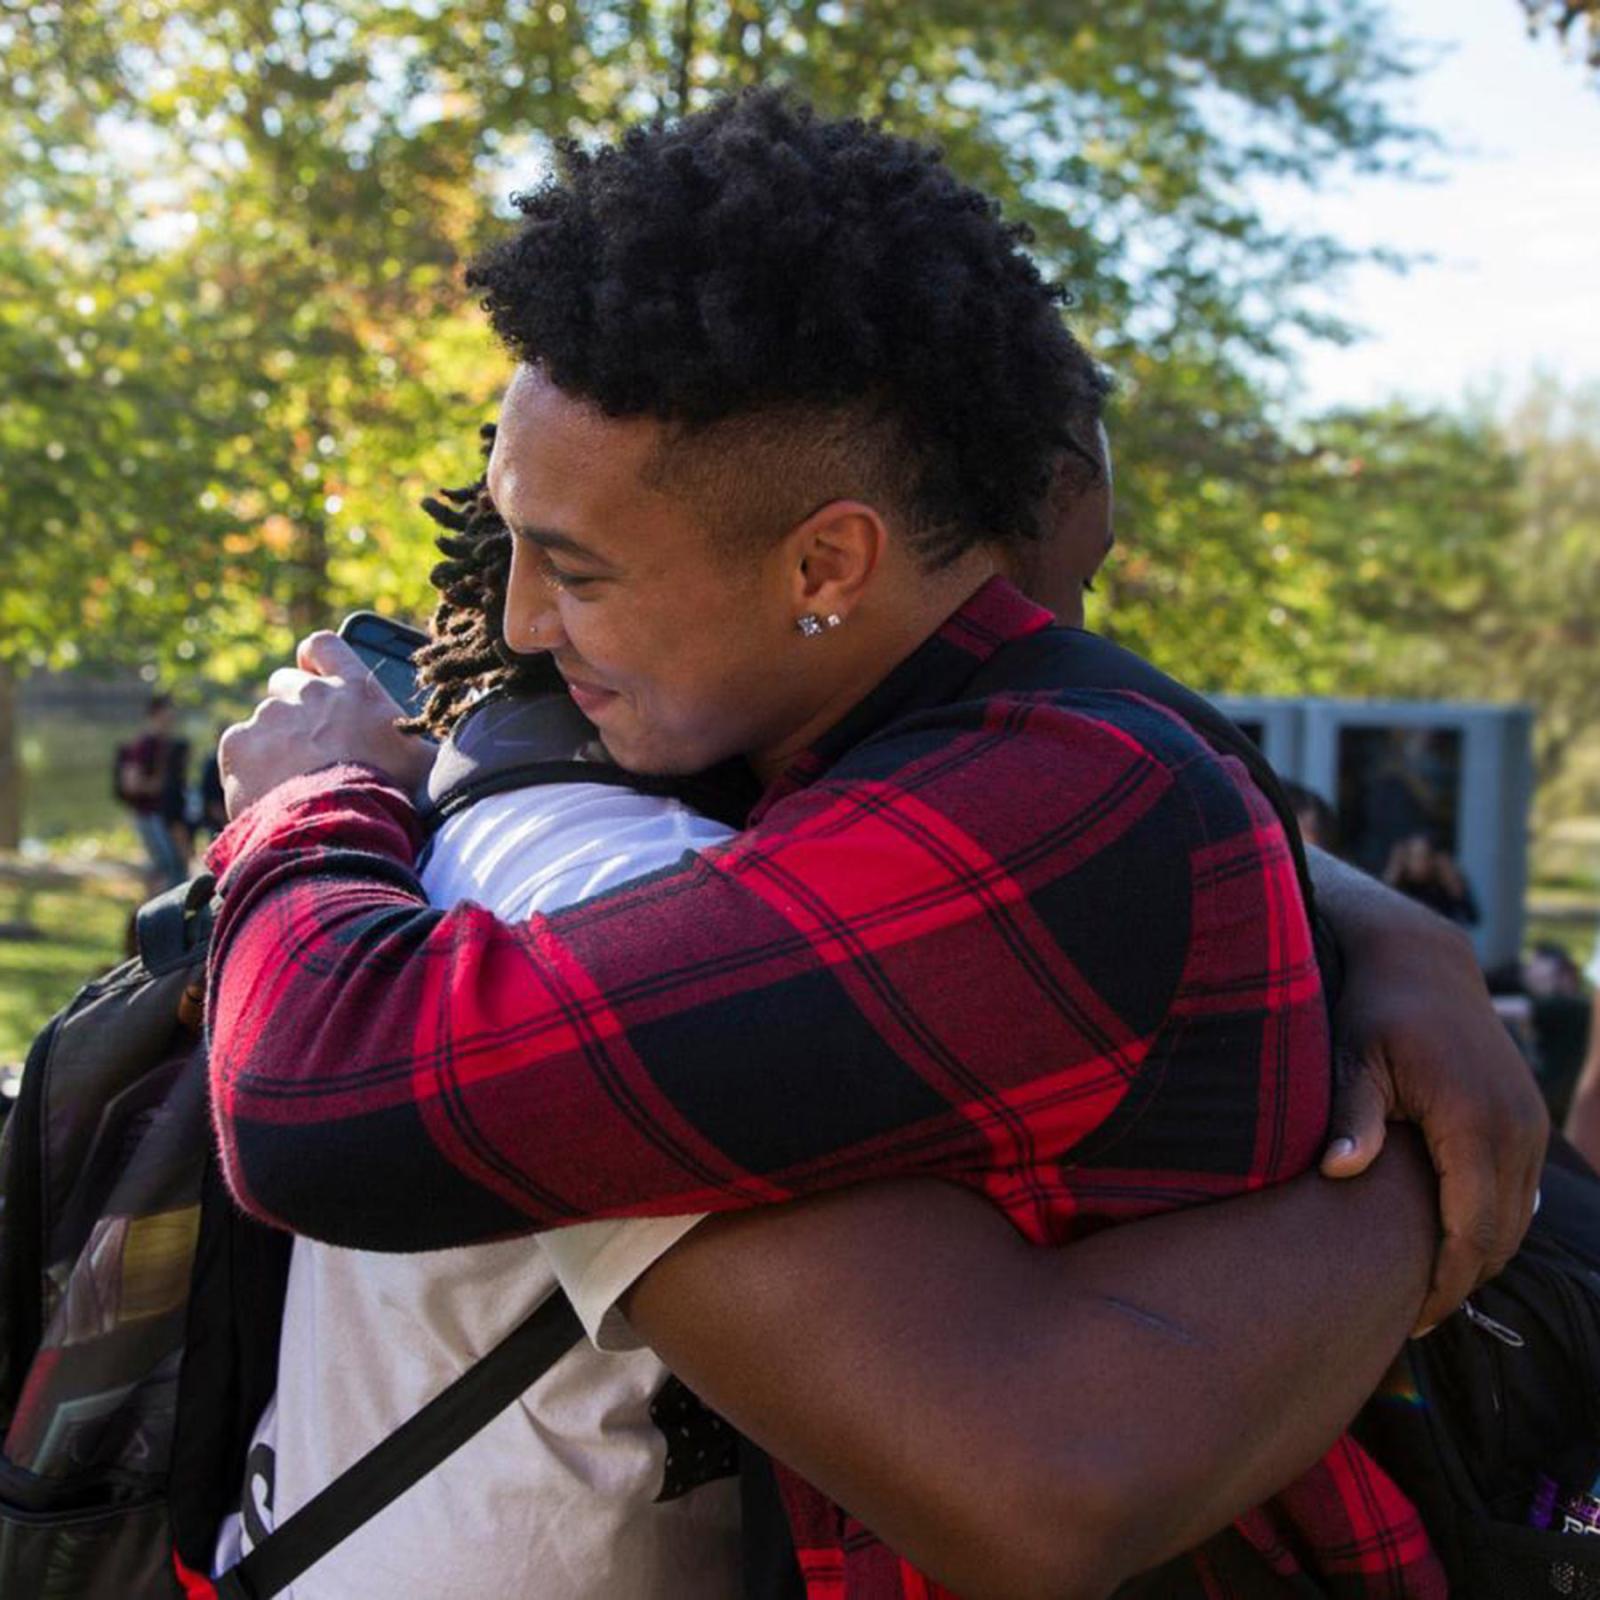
[1519,1,1600,67]
[0,0,1568,768]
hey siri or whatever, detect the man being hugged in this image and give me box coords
[209,92,1541,1597]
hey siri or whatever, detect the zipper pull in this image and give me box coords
[1463,1298,1526,1348]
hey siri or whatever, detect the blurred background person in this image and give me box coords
[1285,781,1341,856]
[198,724,230,841]
[115,692,187,893]
[1383,832,1479,927]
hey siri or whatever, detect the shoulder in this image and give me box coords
[427,780,734,917]
[768,691,1230,928]
[802,685,1294,934]
[837,684,1257,834]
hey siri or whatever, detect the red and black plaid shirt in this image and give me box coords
[205,577,1442,1597]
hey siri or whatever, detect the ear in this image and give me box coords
[1023,471,1114,624]
[781,499,887,624]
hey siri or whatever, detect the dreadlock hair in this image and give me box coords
[465,87,1111,571]
[399,423,560,742]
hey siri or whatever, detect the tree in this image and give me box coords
[0,8,255,844]
[1519,1,1600,67]
[1481,382,1600,816]
[3,0,1441,843]
[1095,389,1521,700]
[1216,380,1600,826]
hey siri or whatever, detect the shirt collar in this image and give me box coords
[752,575,1054,819]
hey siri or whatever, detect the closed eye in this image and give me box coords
[542,560,601,594]
[508,526,609,594]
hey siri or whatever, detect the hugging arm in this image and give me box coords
[201,723,1227,1246]
[624,1135,1437,1600]
[1306,846,1547,1330]
[205,758,1543,1307]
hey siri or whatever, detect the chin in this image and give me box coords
[596,731,704,778]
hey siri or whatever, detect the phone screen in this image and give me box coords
[359,650,427,717]
[338,613,430,718]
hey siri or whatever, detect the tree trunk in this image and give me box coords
[0,661,22,852]
[675,0,698,110]
[287,516,330,640]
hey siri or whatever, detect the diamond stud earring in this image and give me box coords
[796,613,843,637]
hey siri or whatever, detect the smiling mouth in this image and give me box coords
[561,676,620,716]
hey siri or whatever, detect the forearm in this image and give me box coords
[205,766,997,1244]
[624,1137,1436,1600]
[203,749,1223,1250]
[205,768,802,1241]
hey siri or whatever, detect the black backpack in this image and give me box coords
[0,693,719,1600]
[0,879,584,1598]
[1354,1142,1600,1599]
[113,739,150,807]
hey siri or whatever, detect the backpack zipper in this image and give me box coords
[1461,1298,1525,1348]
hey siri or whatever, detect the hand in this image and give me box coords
[219,631,437,818]
[1319,888,1547,1335]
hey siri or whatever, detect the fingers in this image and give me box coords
[1417,1137,1497,1335]
[1320,1049,1390,1179]
[266,666,315,700]
[216,721,256,820]
[1416,1095,1545,1336]
[297,629,366,678]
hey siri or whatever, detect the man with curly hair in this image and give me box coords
[207,91,1542,1597]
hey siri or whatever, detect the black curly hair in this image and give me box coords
[399,425,560,741]
[465,87,1110,570]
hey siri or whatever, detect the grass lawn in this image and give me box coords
[0,874,142,1066]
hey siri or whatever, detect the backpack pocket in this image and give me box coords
[1456,1516,1600,1600]
[1362,1213,1600,1598]
[0,1489,180,1600]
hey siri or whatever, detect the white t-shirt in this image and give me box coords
[215,782,740,1599]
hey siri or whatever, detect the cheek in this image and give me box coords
[585,586,790,739]
[675,641,792,740]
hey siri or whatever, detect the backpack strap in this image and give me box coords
[215,1287,585,1600]
[423,758,750,834]
[135,872,219,976]
[422,690,760,835]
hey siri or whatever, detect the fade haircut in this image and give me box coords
[465,87,1110,570]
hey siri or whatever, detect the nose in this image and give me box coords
[502,540,568,655]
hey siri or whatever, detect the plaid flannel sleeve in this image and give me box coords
[203,698,1275,1251]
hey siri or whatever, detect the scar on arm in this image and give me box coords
[1090,1293,1204,1346]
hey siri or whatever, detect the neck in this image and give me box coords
[749,550,1001,785]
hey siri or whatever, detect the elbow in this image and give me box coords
[990,1549,1123,1600]
[1042,1520,1149,1600]
[949,1477,1156,1600]
[211,1118,301,1236]
[963,1532,1128,1600]
[1007,1437,1218,1600]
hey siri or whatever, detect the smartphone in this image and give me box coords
[337,611,431,718]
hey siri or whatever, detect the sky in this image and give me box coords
[1280,0,1600,414]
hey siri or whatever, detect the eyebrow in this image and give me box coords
[484,476,615,568]
[512,525,609,564]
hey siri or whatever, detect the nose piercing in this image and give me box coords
[796,613,843,638]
